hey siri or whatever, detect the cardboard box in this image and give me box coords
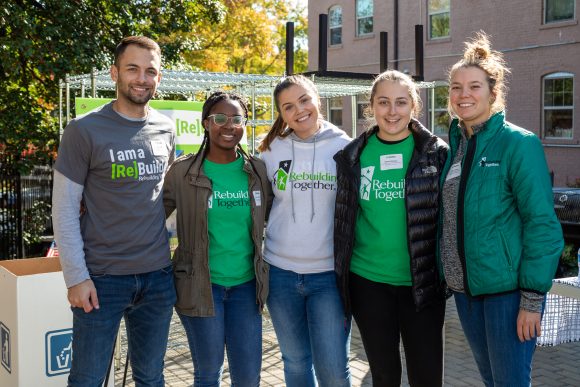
[0,257,113,386]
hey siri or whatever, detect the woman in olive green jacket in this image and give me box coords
[163,91,272,386]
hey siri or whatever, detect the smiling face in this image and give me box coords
[449,66,494,130]
[110,44,161,114]
[277,84,320,139]
[371,80,413,142]
[204,99,245,160]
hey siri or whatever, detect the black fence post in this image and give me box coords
[15,172,24,258]
[1,164,53,259]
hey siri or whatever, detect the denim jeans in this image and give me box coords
[454,291,541,387]
[267,265,351,387]
[68,266,176,387]
[178,279,262,387]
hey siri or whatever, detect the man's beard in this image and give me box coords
[120,86,154,105]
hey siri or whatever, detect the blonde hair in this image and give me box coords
[258,75,321,152]
[366,70,422,124]
[448,31,511,117]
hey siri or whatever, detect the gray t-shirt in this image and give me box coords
[54,102,175,275]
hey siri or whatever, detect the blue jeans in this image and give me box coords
[267,265,351,387]
[178,279,262,387]
[68,266,176,387]
[454,291,541,387]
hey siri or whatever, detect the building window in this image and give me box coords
[356,94,370,121]
[329,97,343,127]
[329,6,342,45]
[428,83,450,135]
[543,72,574,139]
[356,0,373,36]
[428,0,450,39]
[544,0,575,23]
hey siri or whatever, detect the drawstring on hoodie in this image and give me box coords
[310,135,316,222]
[290,139,297,222]
[290,134,318,223]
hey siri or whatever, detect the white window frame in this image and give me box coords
[544,0,576,24]
[356,94,369,121]
[329,5,342,46]
[327,97,343,127]
[428,81,450,135]
[543,72,574,139]
[356,0,374,37]
[428,0,450,40]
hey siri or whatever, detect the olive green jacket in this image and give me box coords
[163,151,272,317]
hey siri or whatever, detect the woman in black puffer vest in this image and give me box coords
[333,70,448,387]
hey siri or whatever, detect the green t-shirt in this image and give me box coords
[351,133,414,285]
[203,156,254,286]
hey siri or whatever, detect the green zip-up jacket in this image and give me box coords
[439,111,563,296]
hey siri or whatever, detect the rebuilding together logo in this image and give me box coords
[273,160,336,192]
[208,190,250,209]
[359,165,405,202]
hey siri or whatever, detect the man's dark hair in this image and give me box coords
[114,36,161,66]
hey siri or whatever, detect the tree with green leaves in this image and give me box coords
[180,0,308,75]
[1,1,308,172]
[175,0,308,137]
[0,0,225,173]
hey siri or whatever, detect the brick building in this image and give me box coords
[307,0,580,186]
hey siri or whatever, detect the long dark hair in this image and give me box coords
[258,75,321,152]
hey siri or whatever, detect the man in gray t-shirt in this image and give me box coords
[52,36,176,386]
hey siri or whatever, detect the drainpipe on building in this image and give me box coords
[318,14,328,72]
[394,0,399,70]
[286,21,294,76]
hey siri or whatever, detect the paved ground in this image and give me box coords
[115,301,580,386]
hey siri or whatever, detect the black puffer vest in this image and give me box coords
[333,119,449,316]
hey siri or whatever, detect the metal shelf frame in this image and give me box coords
[59,69,435,146]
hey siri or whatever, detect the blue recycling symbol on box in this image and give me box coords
[45,328,73,377]
[1,322,10,374]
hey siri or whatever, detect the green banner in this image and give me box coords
[75,98,248,156]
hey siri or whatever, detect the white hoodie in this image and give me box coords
[260,120,351,273]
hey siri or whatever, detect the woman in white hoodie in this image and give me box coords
[258,75,352,387]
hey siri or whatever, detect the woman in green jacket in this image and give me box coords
[439,32,563,386]
[163,91,272,386]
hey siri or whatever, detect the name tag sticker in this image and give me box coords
[380,154,403,170]
[253,190,262,206]
[151,140,165,156]
[446,162,462,181]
